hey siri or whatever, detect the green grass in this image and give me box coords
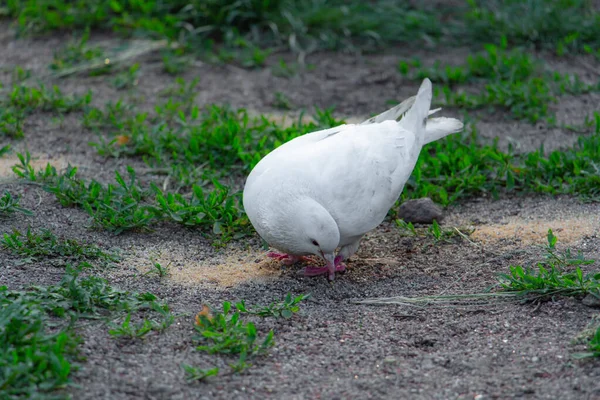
[1,228,119,265]
[181,364,220,383]
[192,293,309,375]
[0,288,78,399]
[81,76,600,209]
[108,300,175,339]
[4,0,599,57]
[12,152,251,243]
[0,191,33,217]
[0,144,11,157]
[83,78,341,186]
[2,0,441,54]
[111,63,140,90]
[462,0,600,54]
[1,83,92,138]
[144,260,170,278]
[399,43,599,123]
[1,264,174,398]
[2,0,599,394]
[235,293,310,319]
[8,84,92,114]
[406,125,600,205]
[497,229,598,300]
[50,28,104,71]
[194,302,275,371]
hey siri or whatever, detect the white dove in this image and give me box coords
[243,78,463,280]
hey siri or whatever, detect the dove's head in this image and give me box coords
[277,197,339,278]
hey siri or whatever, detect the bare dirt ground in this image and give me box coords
[1,25,600,399]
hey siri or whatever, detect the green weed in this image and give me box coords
[82,167,156,234]
[193,301,274,371]
[0,107,25,138]
[77,84,598,213]
[0,83,91,138]
[85,97,343,185]
[12,158,157,234]
[406,124,600,205]
[152,182,251,242]
[564,111,600,134]
[357,228,598,308]
[395,219,418,236]
[111,63,140,90]
[161,49,190,75]
[144,260,170,278]
[235,293,310,319]
[1,264,173,398]
[498,264,599,299]
[6,0,599,58]
[271,59,308,78]
[497,229,598,300]
[8,84,92,114]
[32,265,161,317]
[193,293,309,374]
[273,92,294,110]
[181,364,219,382]
[1,228,119,264]
[0,144,11,156]
[11,66,31,83]
[0,288,78,399]
[12,152,250,243]
[108,312,153,338]
[3,0,441,53]
[399,44,598,122]
[50,28,103,71]
[463,0,600,53]
[108,301,175,339]
[0,191,33,217]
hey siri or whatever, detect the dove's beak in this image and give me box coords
[323,253,336,281]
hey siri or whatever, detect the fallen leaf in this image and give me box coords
[115,135,130,145]
[195,305,213,325]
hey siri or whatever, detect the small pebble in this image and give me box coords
[397,197,444,224]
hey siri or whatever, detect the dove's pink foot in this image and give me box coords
[267,252,310,265]
[300,256,347,278]
[334,255,348,275]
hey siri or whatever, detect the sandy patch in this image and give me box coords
[130,248,286,288]
[472,215,600,245]
[0,153,71,179]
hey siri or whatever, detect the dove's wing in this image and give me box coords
[245,124,352,188]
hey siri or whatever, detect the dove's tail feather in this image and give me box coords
[423,117,464,144]
[360,96,416,125]
[363,78,462,144]
[398,78,433,144]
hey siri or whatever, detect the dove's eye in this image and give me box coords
[311,239,319,246]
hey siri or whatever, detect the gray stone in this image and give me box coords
[397,198,444,224]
